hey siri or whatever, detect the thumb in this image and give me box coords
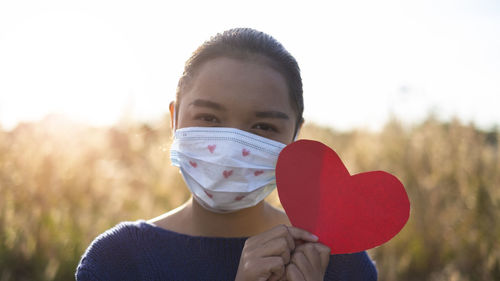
[286,226,318,243]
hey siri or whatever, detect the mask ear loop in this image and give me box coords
[292,118,303,142]
[292,128,300,141]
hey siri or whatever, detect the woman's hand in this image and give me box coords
[235,225,319,281]
[285,242,331,281]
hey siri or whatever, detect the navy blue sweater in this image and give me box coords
[76,220,377,280]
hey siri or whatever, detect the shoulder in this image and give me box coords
[80,220,149,258]
[147,203,189,233]
[324,251,377,281]
[75,220,151,281]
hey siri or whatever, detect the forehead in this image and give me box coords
[183,57,294,113]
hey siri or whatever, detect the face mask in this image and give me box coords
[170,126,286,213]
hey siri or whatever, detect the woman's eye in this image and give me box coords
[253,123,278,132]
[195,114,220,123]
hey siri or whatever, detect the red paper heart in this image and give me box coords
[276,140,410,254]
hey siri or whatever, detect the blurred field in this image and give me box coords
[0,114,499,281]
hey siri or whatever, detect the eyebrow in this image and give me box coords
[255,110,290,120]
[189,99,226,111]
[189,98,289,120]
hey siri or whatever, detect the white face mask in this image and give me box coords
[170,127,286,213]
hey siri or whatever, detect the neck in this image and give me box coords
[185,197,272,237]
[149,196,290,238]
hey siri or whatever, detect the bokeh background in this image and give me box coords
[1,1,499,280]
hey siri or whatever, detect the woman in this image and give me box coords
[76,28,377,281]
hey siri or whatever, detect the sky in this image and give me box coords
[0,0,499,131]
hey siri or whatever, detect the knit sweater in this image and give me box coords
[76,220,377,281]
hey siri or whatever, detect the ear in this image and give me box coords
[169,101,175,130]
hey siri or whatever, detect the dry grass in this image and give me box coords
[1,115,499,280]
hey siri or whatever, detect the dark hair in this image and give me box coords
[176,28,304,135]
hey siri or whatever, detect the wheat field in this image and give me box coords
[0,115,499,281]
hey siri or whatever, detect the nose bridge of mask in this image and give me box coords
[175,127,284,149]
[171,127,285,158]
[171,138,280,168]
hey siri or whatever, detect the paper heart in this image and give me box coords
[276,140,410,254]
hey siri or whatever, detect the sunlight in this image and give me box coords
[0,0,499,131]
[0,9,144,127]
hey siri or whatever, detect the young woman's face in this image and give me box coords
[175,57,298,145]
